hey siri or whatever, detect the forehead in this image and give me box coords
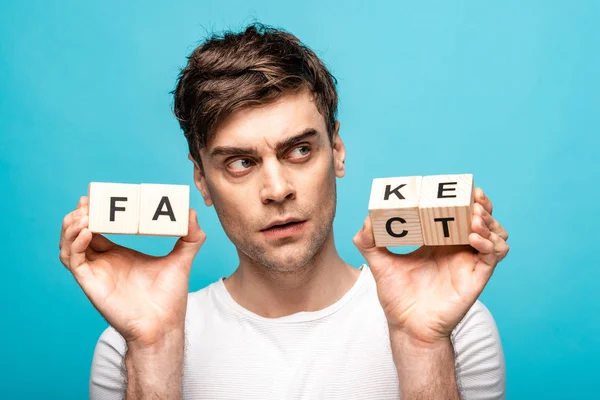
[207,88,327,150]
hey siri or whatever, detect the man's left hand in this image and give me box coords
[353,187,509,345]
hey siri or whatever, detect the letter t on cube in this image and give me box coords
[368,176,423,246]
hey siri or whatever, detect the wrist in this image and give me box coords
[389,329,453,354]
[390,331,454,373]
[125,328,185,372]
[126,326,185,353]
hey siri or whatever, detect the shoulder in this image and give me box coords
[451,300,506,399]
[187,280,218,307]
[453,299,497,331]
[451,299,503,348]
[89,325,127,399]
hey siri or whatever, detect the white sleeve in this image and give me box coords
[89,326,127,400]
[451,300,506,400]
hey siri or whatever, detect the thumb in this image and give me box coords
[353,215,394,274]
[168,208,206,267]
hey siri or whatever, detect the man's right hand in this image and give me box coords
[59,195,206,349]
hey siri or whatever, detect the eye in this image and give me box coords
[227,158,254,172]
[288,145,311,160]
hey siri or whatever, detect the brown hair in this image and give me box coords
[172,22,339,170]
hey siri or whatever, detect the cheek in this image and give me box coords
[297,160,336,203]
[216,191,248,219]
[310,156,336,186]
[206,179,252,224]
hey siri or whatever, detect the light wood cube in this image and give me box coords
[368,176,424,246]
[88,182,140,234]
[418,174,474,245]
[138,184,190,237]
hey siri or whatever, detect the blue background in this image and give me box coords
[1,0,598,398]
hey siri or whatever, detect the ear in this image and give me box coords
[188,153,213,207]
[331,121,346,178]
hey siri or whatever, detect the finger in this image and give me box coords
[473,229,509,265]
[77,195,89,209]
[59,204,89,250]
[469,232,494,255]
[60,215,89,264]
[70,227,93,272]
[60,213,72,250]
[85,245,100,262]
[471,231,509,287]
[89,233,117,253]
[474,203,508,241]
[474,187,493,215]
[471,214,491,241]
[471,230,506,266]
[352,215,395,279]
[59,247,70,268]
[469,231,496,290]
[168,209,207,271]
[489,231,510,263]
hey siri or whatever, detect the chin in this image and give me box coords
[266,220,333,272]
[259,244,317,273]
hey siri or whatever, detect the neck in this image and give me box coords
[223,231,360,318]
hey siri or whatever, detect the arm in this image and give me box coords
[125,330,185,400]
[59,198,205,399]
[354,188,508,399]
[389,300,506,400]
[89,327,186,400]
[390,331,460,400]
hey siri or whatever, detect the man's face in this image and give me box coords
[193,88,346,273]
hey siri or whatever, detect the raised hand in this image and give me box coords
[59,196,206,347]
[353,187,509,345]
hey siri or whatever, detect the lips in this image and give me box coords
[261,217,305,231]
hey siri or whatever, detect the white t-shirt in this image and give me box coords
[89,265,506,399]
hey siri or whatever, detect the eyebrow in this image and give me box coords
[209,128,320,159]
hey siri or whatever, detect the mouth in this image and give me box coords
[261,218,306,231]
[260,218,308,239]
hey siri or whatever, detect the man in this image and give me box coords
[59,23,509,399]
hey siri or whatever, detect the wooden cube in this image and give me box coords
[418,174,474,245]
[138,183,189,237]
[368,176,424,246]
[88,182,140,234]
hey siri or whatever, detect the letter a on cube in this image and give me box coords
[368,176,424,246]
[138,184,190,237]
[418,174,474,245]
[88,182,141,234]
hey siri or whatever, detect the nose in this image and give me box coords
[260,159,296,204]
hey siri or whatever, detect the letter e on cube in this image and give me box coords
[418,174,474,245]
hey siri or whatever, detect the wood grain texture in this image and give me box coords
[368,176,423,246]
[418,174,474,245]
[88,182,140,234]
[138,183,190,237]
